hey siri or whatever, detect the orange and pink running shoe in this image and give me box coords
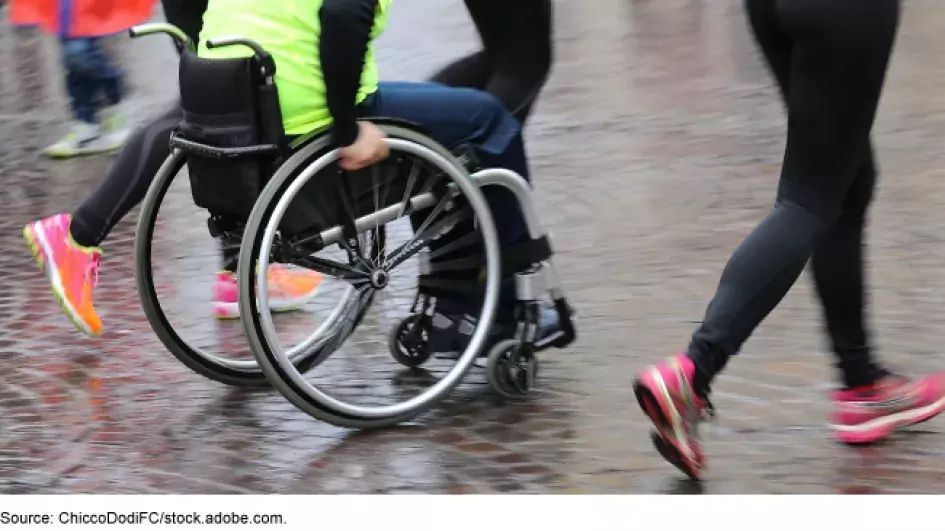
[831,373,945,444]
[633,353,714,480]
[24,213,103,337]
[212,265,323,319]
[25,214,325,335]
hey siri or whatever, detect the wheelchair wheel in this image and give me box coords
[388,313,433,368]
[485,339,538,399]
[134,152,381,387]
[238,124,503,428]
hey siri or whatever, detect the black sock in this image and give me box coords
[69,213,104,248]
[219,229,241,272]
[691,365,712,399]
[839,358,890,390]
[688,351,725,399]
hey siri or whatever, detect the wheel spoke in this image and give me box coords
[335,172,373,270]
[291,255,370,283]
[396,160,422,219]
[382,194,460,271]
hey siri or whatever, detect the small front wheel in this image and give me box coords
[486,339,538,399]
[388,314,433,368]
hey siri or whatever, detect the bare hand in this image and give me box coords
[338,121,389,171]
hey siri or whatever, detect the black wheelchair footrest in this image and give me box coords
[502,236,553,274]
[534,297,577,351]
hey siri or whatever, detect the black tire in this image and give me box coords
[485,339,537,400]
[134,152,294,387]
[388,314,433,368]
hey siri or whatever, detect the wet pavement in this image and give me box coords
[4,0,945,494]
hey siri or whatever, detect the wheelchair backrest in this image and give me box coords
[175,49,287,221]
[179,50,259,119]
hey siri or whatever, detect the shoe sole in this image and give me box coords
[650,430,697,479]
[212,286,321,320]
[23,224,98,337]
[832,394,945,445]
[44,143,123,159]
[633,374,703,480]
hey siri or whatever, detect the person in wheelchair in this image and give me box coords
[193,0,562,347]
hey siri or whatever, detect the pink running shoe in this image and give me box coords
[23,213,103,337]
[633,353,714,480]
[213,272,240,319]
[213,266,324,319]
[831,373,945,445]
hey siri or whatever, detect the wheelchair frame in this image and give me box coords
[129,23,576,428]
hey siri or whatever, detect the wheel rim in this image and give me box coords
[251,137,502,420]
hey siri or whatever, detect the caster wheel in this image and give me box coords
[486,339,538,400]
[388,314,432,368]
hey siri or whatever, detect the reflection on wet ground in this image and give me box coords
[3,0,945,493]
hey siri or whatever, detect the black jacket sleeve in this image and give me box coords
[319,0,379,147]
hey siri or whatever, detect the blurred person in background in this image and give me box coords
[632,0,945,481]
[8,0,155,157]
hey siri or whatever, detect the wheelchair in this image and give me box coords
[130,23,576,429]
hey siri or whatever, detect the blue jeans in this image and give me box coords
[359,81,530,247]
[60,38,124,124]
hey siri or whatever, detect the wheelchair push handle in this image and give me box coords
[205,37,277,80]
[128,23,196,53]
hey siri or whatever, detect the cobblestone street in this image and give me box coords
[4,0,945,493]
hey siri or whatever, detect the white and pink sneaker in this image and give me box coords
[212,265,324,319]
[831,373,945,444]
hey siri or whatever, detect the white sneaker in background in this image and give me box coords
[43,121,107,159]
[100,105,132,150]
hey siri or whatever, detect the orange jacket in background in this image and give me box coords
[9,0,156,38]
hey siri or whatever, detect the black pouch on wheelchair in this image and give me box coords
[177,50,283,218]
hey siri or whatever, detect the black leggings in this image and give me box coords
[688,0,899,391]
[430,0,552,124]
[70,104,181,248]
[69,0,553,256]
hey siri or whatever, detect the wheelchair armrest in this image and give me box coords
[169,133,280,159]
